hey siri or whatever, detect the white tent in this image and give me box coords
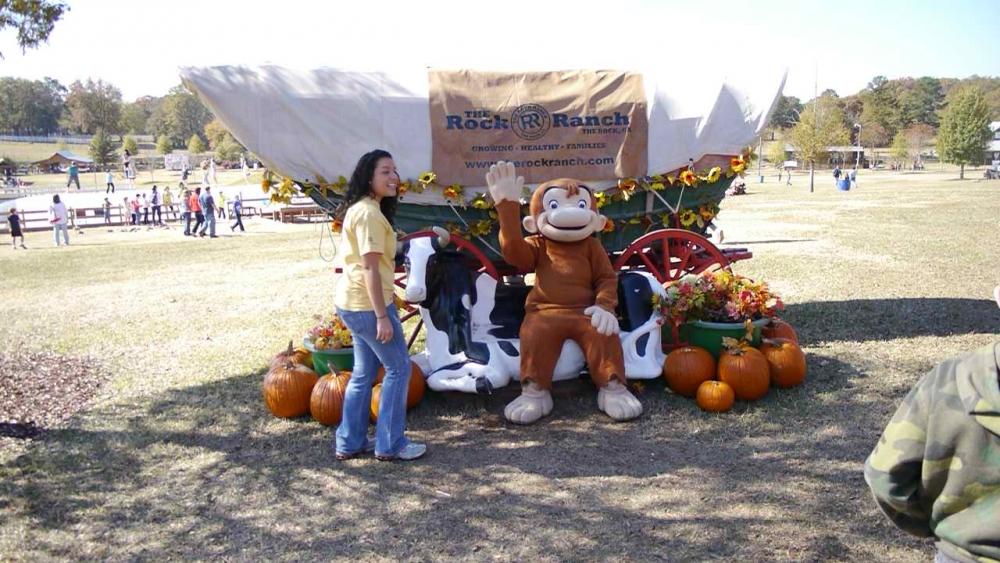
[180,65,785,201]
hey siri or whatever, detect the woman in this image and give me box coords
[49,194,69,246]
[334,149,425,462]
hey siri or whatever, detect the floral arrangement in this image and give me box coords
[653,270,783,326]
[306,313,353,350]
[266,147,755,239]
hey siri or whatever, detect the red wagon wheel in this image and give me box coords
[394,231,500,350]
[613,228,730,284]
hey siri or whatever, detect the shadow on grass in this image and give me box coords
[0,351,929,560]
[783,297,1000,345]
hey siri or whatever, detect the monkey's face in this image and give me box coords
[523,184,606,242]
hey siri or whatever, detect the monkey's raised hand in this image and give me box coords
[485,161,524,204]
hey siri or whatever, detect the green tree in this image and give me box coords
[936,87,992,179]
[890,132,910,167]
[122,135,138,155]
[898,77,944,128]
[150,85,212,147]
[860,75,901,140]
[88,128,118,169]
[0,76,64,134]
[789,94,850,192]
[63,79,123,134]
[204,117,229,149]
[187,134,206,154]
[768,95,804,129]
[766,139,787,170]
[156,134,172,155]
[214,133,244,161]
[0,1,68,58]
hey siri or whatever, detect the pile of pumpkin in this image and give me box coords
[261,342,426,424]
[663,318,805,413]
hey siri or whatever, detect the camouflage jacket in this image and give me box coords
[865,343,1000,563]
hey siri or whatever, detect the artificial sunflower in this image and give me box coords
[418,171,437,186]
[470,193,492,210]
[330,219,343,233]
[602,219,615,233]
[442,183,464,202]
[679,209,698,227]
[594,190,609,208]
[698,205,716,221]
[469,219,493,237]
[704,166,722,183]
[679,169,698,187]
[397,180,411,196]
[730,155,746,174]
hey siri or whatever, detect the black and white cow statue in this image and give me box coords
[402,235,667,394]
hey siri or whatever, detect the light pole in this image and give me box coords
[757,135,764,183]
[853,123,862,170]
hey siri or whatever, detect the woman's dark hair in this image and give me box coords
[53,194,60,203]
[339,149,397,226]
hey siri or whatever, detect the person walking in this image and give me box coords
[230,193,245,232]
[189,187,204,236]
[333,149,425,462]
[181,188,193,235]
[49,194,69,246]
[850,167,858,189]
[141,193,150,225]
[163,186,176,221]
[66,162,81,190]
[216,191,227,219]
[832,165,842,187]
[200,186,217,237]
[105,169,115,193]
[150,186,162,226]
[8,208,26,250]
[131,196,141,226]
[103,197,112,226]
[122,150,135,189]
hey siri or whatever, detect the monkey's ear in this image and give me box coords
[522,215,538,233]
[591,214,607,232]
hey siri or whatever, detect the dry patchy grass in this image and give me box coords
[0,169,998,561]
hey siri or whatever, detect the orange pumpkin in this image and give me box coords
[762,318,798,344]
[718,342,770,401]
[263,361,319,418]
[370,383,382,422]
[663,346,716,397]
[309,372,350,425]
[759,338,807,388]
[375,362,426,409]
[271,340,312,369]
[696,380,735,412]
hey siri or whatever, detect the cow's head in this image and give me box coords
[403,228,451,304]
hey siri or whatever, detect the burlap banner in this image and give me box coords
[428,70,648,185]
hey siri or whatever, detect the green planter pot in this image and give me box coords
[676,318,769,359]
[302,338,354,376]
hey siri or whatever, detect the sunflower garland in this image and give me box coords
[265,146,753,240]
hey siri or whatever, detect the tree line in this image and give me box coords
[768,75,997,179]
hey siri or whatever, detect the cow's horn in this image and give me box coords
[432,226,451,247]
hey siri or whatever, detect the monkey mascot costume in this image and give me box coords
[486,161,643,424]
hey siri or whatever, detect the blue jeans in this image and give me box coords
[335,305,412,457]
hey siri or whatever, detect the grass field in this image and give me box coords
[1,169,998,560]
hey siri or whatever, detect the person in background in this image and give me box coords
[181,187,193,235]
[122,196,131,228]
[122,149,135,189]
[199,186,217,238]
[850,167,858,189]
[8,208,26,250]
[140,193,150,225]
[216,190,227,219]
[103,197,112,226]
[106,169,115,193]
[49,194,69,246]
[131,195,141,226]
[163,186,176,221]
[150,186,162,226]
[785,167,793,186]
[865,286,1000,563]
[230,193,245,232]
[66,162,81,190]
[833,165,842,186]
[189,187,204,236]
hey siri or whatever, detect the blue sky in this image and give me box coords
[0,0,995,101]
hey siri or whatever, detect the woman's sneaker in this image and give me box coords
[375,442,426,462]
[334,437,377,461]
